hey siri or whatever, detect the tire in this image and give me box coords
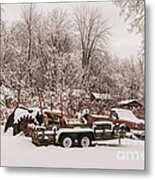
[130,135,133,139]
[79,134,92,148]
[60,135,73,148]
[126,126,130,132]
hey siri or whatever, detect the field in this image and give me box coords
[1,125,144,170]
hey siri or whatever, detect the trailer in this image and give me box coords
[31,121,126,148]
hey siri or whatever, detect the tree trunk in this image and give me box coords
[17,88,21,104]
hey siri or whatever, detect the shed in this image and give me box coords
[117,99,142,109]
[90,92,112,102]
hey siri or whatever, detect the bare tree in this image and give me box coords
[113,0,144,34]
[113,0,144,101]
[45,8,73,94]
[74,6,110,68]
[46,8,72,54]
[22,4,39,87]
[114,0,144,61]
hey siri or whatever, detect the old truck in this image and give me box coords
[83,108,145,139]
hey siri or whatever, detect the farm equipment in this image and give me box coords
[29,94,126,147]
[31,118,126,147]
[4,91,133,147]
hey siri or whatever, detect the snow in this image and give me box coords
[91,92,111,100]
[43,109,61,114]
[131,129,145,136]
[111,108,144,124]
[57,127,93,133]
[1,125,144,169]
[0,85,14,101]
[33,125,46,130]
[14,107,40,125]
[91,114,109,119]
[38,130,55,135]
[93,121,113,126]
[14,109,30,123]
[94,129,113,133]
[66,118,82,124]
[118,99,140,105]
[125,132,138,140]
[70,89,86,97]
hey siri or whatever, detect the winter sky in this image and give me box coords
[1,1,142,59]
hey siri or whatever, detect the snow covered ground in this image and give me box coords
[0,125,144,170]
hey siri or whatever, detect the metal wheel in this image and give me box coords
[79,135,91,148]
[61,136,73,148]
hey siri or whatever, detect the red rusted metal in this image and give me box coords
[38,88,44,124]
[60,95,64,127]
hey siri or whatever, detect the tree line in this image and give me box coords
[1,2,144,105]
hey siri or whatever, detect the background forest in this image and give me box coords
[0,0,145,119]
